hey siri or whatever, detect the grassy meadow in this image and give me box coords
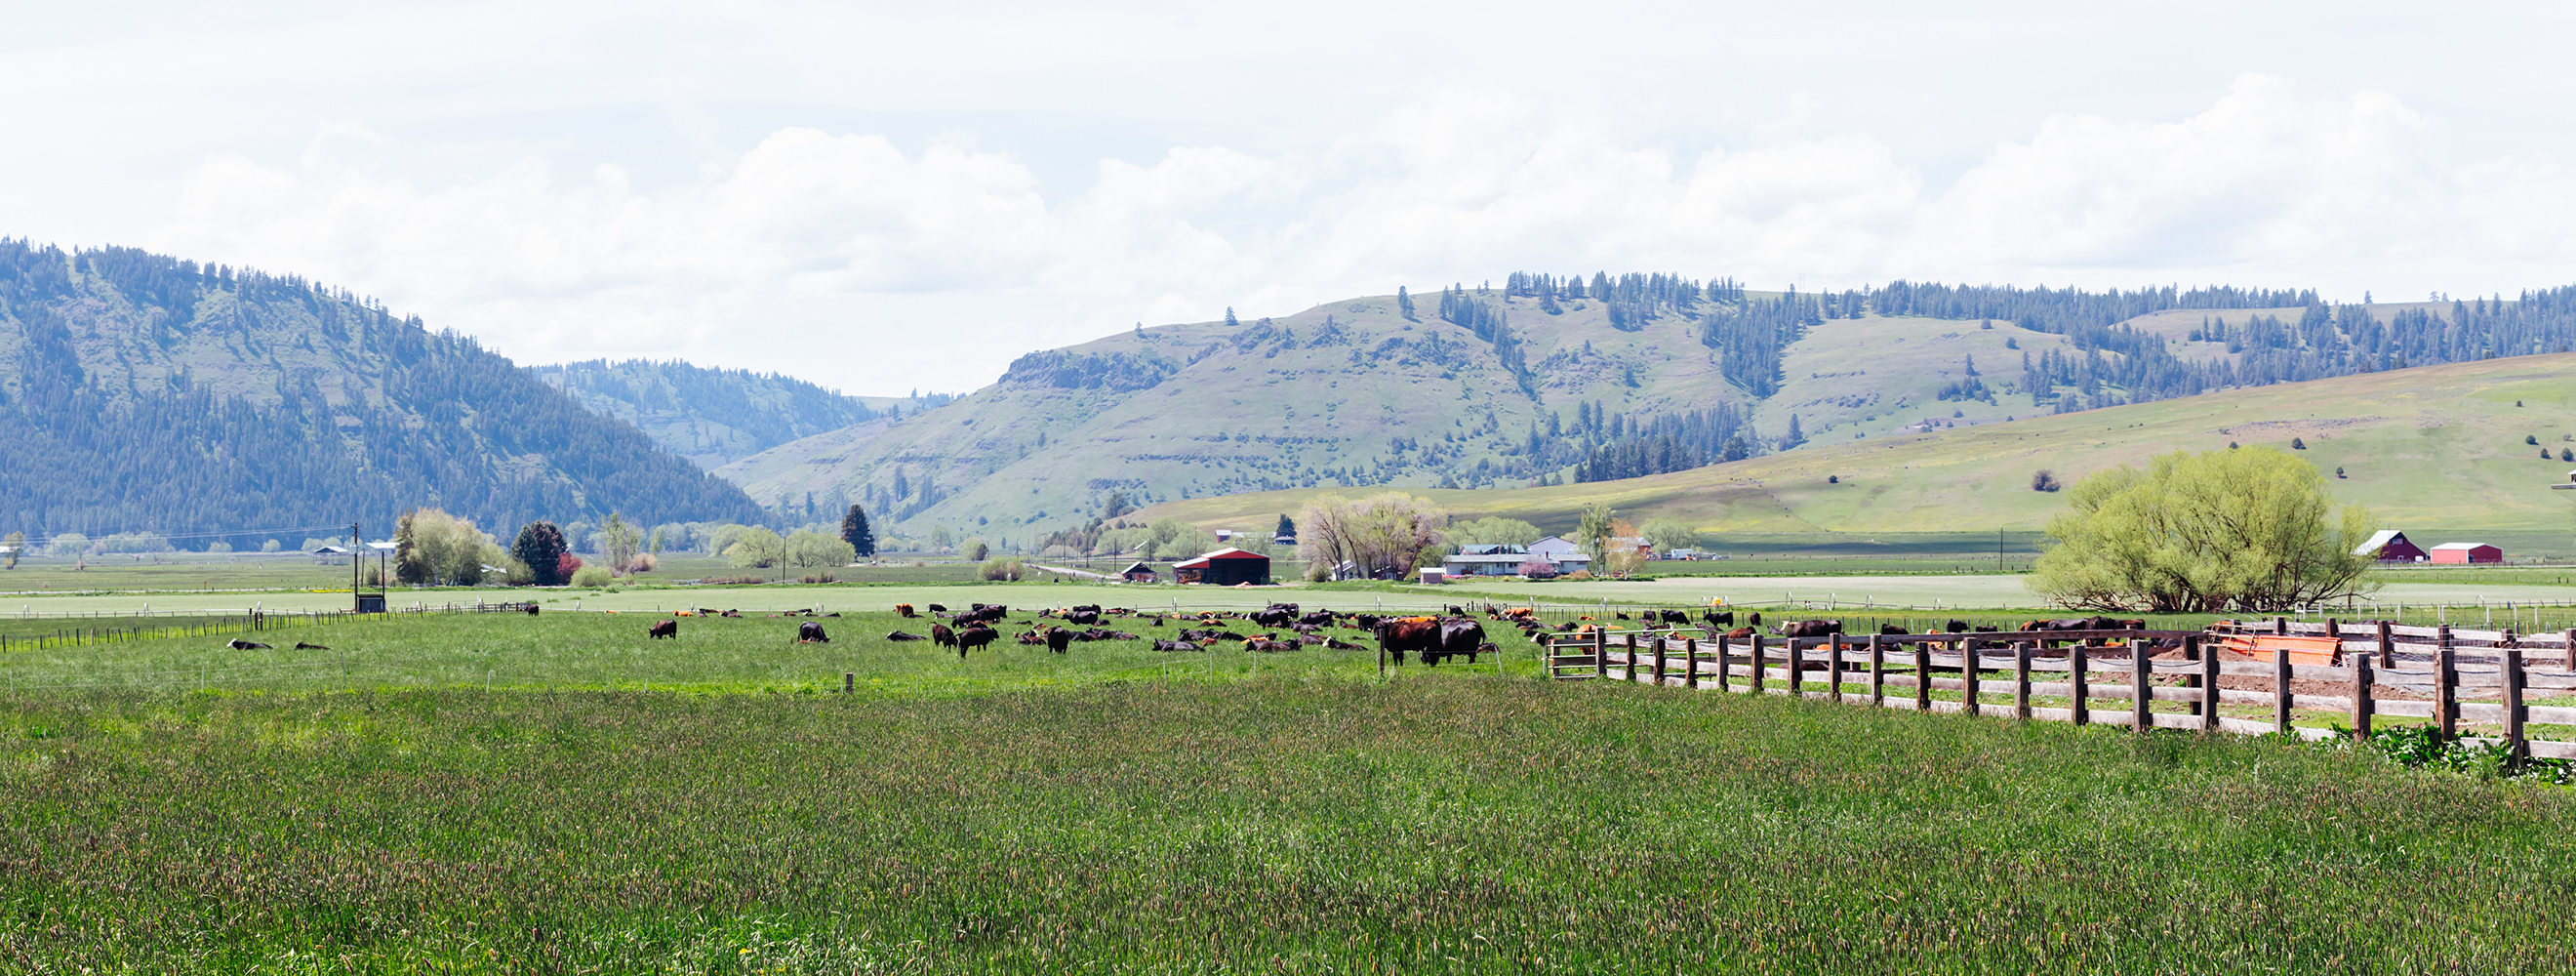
[7,603,2576,972]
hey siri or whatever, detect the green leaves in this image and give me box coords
[2029,447,2377,612]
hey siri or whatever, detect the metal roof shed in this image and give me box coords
[1171,548,1270,586]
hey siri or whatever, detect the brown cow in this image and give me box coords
[1777,620,1843,638]
[932,624,956,649]
[647,620,678,639]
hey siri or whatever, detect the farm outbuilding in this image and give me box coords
[1172,548,1270,586]
[1119,561,1159,583]
[2352,530,2429,562]
[2430,543,2504,564]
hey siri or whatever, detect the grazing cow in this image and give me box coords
[295,641,330,650]
[1748,612,1762,627]
[1777,620,1843,638]
[1945,620,1972,633]
[1704,611,1735,629]
[1375,617,1441,665]
[523,604,541,616]
[1658,609,1690,625]
[897,604,918,618]
[1045,629,1075,654]
[1614,612,1631,620]
[647,620,678,639]
[957,626,998,657]
[1429,618,1490,665]
[226,638,272,650]
[932,624,956,649]
[797,621,829,643]
[886,630,928,641]
[927,604,948,613]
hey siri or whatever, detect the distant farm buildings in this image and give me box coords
[1119,560,1159,583]
[1439,538,1592,579]
[2430,542,2504,564]
[2353,530,2430,562]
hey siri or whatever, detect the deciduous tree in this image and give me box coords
[2028,448,2376,612]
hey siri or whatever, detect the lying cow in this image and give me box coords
[1776,620,1843,638]
[886,630,928,641]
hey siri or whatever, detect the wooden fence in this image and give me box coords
[1546,623,2576,762]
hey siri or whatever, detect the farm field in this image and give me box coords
[8,606,2576,972]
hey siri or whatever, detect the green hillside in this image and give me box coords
[528,359,942,468]
[1128,353,2576,544]
[723,271,2576,543]
[0,242,766,546]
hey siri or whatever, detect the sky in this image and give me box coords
[5,1,2573,395]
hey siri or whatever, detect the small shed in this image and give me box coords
[2352,530,2429,562]
[1119,561,1160,584]
[1172,548,1271,586]
[1418,568,1446,586]
[2430,542,2504,565]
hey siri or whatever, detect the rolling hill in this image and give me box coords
[0,241,767,547]
[1127,353,2576,545]
[722,271,2576,544]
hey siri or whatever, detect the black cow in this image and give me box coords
[227,638,272,650]
[1045,628,1075,654]
[1152,639,1202,653]
[1704,611,1735,628]
[647,620,678,639]
[797,621,829,643]
[1428,618,1489,666]
[957,626,998,657]
[295,641,330,650]
[1658,609,1690,625]
[523,604,541,616]
[1879,624,1909,635]
[886,630,927,641]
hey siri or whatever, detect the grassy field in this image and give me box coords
[7,605,2576,972]
[1132,353,2576,544]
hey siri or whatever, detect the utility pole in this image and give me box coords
[351,522,360,611]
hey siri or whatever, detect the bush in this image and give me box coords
[2031,470,2062,492]
[797,570,837,584]
[2029,447,2375,612]
[981,557,1026,582]
[570,565,613,588]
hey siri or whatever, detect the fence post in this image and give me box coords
[2071,643,2088,726]
[2274,645,2293,735]
[1626,632,1639,684]
[1592,628,1606,680]
[1828,634,1845,703]
[2563,628,2576,672]
[2350,653,2373,743]
[2194,636,2218,732]
[2435,634,2458,742]
[1714,634,1732,693]
[2378,620,2397,669]
[1869,634,1884,707]
[2505,647,2528,767]
[1684,637,1698,690]
[2014,641,2032,719]
[1653,634,1668,687]
[2273,615,2288,635]
[1959,640,1977,717]
[1750,634,1767,696]
[2129,638,2152,732]
[1786,637,1805,699]
[843,672,855,694]
[1912,639,1932,712]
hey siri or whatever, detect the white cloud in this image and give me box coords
[135,74,2576,393]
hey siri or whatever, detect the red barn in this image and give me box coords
[2352,530,2429,562]
[2430,543,2503,564]
[1172,548,1271,586]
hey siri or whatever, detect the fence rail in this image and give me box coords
[1548,624,2576,762]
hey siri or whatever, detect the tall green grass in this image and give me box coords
[5,676,2575,972]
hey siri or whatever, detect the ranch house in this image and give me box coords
[1173,548,1270,586]
[2429,542,2504,564]
[1119,560,1159,583]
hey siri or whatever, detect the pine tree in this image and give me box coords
[1225,307,1240,328]
[1275,513,1296,541]
[1396,287,1415,320]
[512,521,570,587]
[841,504,876,558]
[1781,414,1804,449]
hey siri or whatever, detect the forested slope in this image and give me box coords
[0,241,765,547]
[529,358,888,468]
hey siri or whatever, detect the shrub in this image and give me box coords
[2031,470,2062,492]
[981,557,1026,582]
[797,571,837,584]
[570,565,613,588]
[2029,447,2376,612]
[2291,437,2306,450]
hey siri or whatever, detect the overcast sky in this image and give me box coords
[6,1,2572,395]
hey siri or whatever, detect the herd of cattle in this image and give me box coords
[625,603,2162,659]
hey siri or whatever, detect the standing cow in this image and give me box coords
[797,621,829,643]
[648,620,678,639]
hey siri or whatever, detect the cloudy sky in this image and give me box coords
[6,1,2573,395]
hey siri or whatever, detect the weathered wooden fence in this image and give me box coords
[1547,623,2576,762]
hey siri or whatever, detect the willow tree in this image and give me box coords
[2028,448,2376,612]
[1297,493,1448,581]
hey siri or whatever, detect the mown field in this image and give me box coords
[5,608,2576,972]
